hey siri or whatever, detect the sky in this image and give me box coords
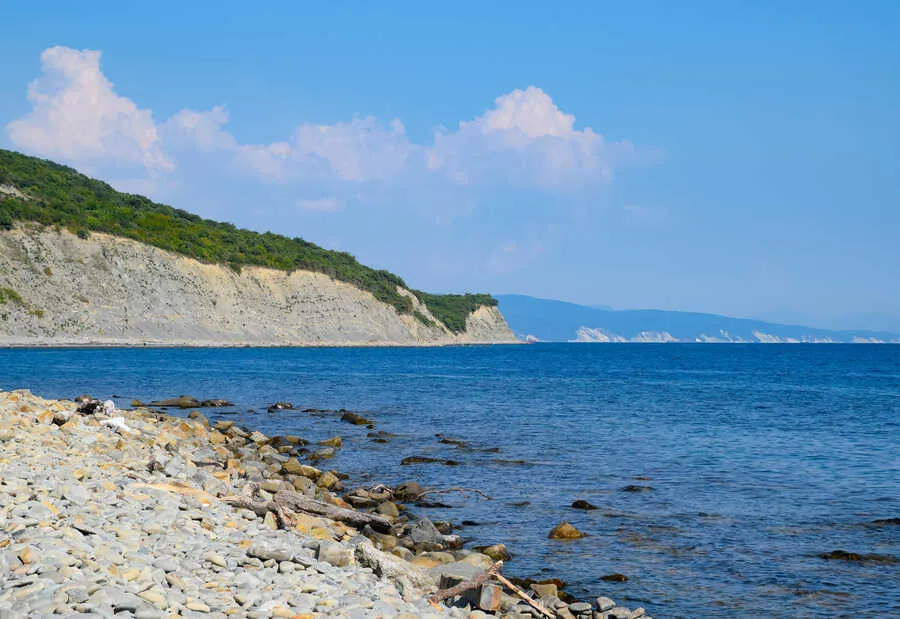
[1,1,899,332]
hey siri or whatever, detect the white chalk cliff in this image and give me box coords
[0,226,517,346]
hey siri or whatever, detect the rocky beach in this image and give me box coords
[0,388,647,618]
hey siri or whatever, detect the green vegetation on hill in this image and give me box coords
[0,149,495,332]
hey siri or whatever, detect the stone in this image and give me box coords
[318,436,342,448]
[620,485,654,493]
[530,583,558,598]
[601,573,628,582]
[340,411,373,425]
[568,601,592,615]
[262,512,278,530]
[548,522,586,540]
[317,470,340,490]
[475,543,510,562]
[376,501,400,517]
[408,518,444,547]
[203,551,228,568]
[571,499,598,510]
[186,600,211,612]
[628,608,646,619]
[247,543,292,563]
[596,597,616,611]
[148,396,202,408]
[187,411,209,426]
[317,540,354,567]
[249,431,269,444]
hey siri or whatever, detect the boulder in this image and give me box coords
[548,522,586,540]
[407,518,444,548]
[148,395,203,408]
[475,543,511,562]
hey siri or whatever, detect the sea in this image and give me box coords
[1,344,897,618]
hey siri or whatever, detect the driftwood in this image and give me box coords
[427,559,554,618]
[428,560,503,604]
[222,483,393,532]
[494,572,554,618]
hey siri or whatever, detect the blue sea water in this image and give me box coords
[1,344,898,618]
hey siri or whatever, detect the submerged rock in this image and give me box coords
[148,395,203,408]
[341,411,374,426]
[600,573,629,582]
[400,456,460,466]
[267,401,294,412]
[621,485,655,493]
[818,550,898,564]
[571,499,598,510]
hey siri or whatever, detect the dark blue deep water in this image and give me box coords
[1,344,898,618]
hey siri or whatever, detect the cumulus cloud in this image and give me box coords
[429,87,634,189]
[6,46,173,172]
[6,47,652,196]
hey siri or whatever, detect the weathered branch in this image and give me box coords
[494,572,555,618]
[221,482,393,532]
[428,560,503,604]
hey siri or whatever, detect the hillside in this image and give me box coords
[0,149,497,334]
[497,294,900,343]
[0,150,515,346]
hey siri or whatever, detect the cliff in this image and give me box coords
[0,225,516,346]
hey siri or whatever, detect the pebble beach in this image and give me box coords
[0,389,645,619]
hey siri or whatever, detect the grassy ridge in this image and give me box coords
[0,149,495,332]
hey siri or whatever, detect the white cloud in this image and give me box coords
[6,47,652,197]
[298,197,341,212]
[163,106,235,151]
[429,86,634,189]
[6,46,173,172]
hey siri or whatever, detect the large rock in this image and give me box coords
[147,396,202,408]
[548,522,586,540]
[407,518,444,547]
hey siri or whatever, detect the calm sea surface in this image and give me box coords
[1,344,898,618]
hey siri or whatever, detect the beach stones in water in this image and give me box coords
[267,401,294,412]
[318,436,342,448]
[620,485,654,493]
[601,573,629,582]
[870,517,900,526]
[147,395,203,408]
[571,499,598,510]
[400,456,460,466]
[549,522,586,540]
[340,411,374,425]
[818,550,898,564]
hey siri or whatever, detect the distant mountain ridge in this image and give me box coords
[496,295,900,343]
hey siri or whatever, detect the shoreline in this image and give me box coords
[0,388,650,618]
[0,340,523,349]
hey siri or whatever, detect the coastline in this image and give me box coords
[0,388,647,618]
[0,340,524,349]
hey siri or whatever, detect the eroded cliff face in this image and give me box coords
[0,226,517,346]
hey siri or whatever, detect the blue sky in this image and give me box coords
[2,1,899,331]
